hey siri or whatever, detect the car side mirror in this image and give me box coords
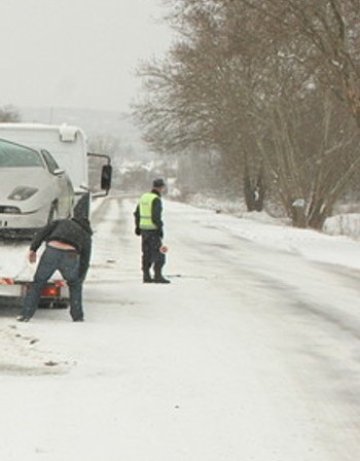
[54,168,65,176]
[101,164,112,191]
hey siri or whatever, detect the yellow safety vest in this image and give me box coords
[139,192,158,230]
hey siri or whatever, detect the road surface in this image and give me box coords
[0,195,359,461]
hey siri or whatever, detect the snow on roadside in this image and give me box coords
[324,213,360,240]
[184,192,360,240]
[172,198,360,272]
[0,322,71,376]
[220,213,360,270]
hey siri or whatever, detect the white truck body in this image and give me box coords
[0,241,69,302]
[0,123,88,194]
[0,123,111,305]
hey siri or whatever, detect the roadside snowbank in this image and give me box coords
[184,193,360,241]
[171,198,360,272]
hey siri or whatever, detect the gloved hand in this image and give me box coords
[135,227,141,236]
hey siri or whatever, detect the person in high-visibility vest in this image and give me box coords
[134,178,170,283]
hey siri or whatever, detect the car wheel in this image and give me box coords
[38,300,52,309]
[39,300,69,309]
[52,300,69,309]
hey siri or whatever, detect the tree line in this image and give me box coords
[0,105,20,123]
[134,0,360,229]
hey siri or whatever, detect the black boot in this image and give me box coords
[154,276,170,284]
[143,269,153,283]
[154,267,170,284]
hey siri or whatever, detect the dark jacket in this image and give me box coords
[30,218,93,279]
[134,189,163,237]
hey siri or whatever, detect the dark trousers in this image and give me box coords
[21,246,83,320]
[141,231,165,276]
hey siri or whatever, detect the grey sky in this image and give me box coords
[0,0,172,112]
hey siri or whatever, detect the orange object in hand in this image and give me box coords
[28,250,37,264]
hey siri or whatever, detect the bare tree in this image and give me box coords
[0,105,20,122]
[257,91,360,228]
[136,0,360,226]
[89,134,121,162]
[135,0,267,204]
[233,0,360,127]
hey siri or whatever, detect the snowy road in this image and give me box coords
[1,195,360,460]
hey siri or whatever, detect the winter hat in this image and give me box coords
[153,178,166,188]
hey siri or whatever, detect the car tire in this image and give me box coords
[38,300,52,309]
[39,300,69,309]
[52,300,69,309]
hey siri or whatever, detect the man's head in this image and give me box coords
[152,178,166,192]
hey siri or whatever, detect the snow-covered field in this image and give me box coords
[0,195,359,460]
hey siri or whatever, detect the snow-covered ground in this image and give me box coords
[186,192,360,241]
[0,195,360,460]
[196,206,360,271]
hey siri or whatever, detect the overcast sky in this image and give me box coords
[0,0,172,112]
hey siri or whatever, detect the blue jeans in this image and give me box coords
[21,246,83,320]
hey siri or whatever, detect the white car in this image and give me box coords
[0,138,74,235]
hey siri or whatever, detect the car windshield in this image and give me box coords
[0,139,44,168]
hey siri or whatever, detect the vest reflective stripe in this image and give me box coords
[139,192,158,230]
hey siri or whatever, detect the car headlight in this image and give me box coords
[0,206,21,214]
[8,186,39,201]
